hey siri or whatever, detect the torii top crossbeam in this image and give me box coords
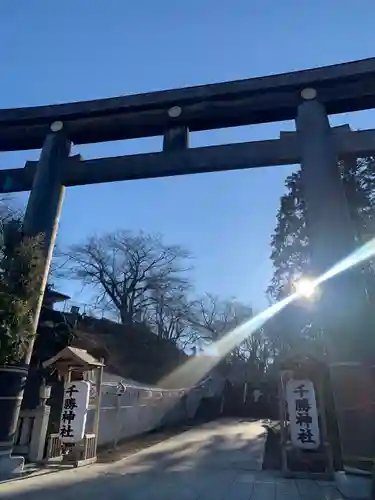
[1,57,375,151]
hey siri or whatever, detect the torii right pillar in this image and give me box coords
[296,87,375,468]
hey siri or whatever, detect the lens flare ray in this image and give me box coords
[159,235,375,390]
[159,294,295,388]
[318,237,375,285]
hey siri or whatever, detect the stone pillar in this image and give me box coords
[0,121,71,478]
[23,121,71,365]
[29,406,51,462]
[296,95,356,268]
[296,90,375,468]
[296,90,374,361]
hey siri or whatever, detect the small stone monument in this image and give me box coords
[278,353,335,479]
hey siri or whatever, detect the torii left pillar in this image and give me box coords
[0,121,71,478]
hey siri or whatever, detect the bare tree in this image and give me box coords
[0,197,22,227]
[188,294,270,378]
[236,330,271,380]
[144,282,191,342]
[189,294,253,342]
[59,230,192,327]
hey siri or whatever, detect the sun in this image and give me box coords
[295,278,317,298]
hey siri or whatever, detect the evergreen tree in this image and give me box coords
[0,218,44,364]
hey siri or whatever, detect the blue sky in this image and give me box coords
[1,1,375,310]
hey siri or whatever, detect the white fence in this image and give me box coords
[15,372,224,462]
[87,372,224,447]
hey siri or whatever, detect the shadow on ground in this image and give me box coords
[1,420,268,500]
[97,421,203,463]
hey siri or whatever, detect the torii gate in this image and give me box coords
[1,57,375,473]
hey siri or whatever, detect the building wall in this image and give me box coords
[85,370,224,447]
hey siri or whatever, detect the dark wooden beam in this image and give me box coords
[163,126,189,151]
[0,136,297,193]
[0,58,375,151]
[64,136,299,187]
[1,128,375,194]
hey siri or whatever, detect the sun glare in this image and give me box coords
[295,278,317,298]
[160,236,375,391]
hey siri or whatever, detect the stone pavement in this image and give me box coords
[0,419,369,500]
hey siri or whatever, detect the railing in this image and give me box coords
[45,433,63,462]
[45,433,97,465]
[82,434,96,461]
[57,300,116,321]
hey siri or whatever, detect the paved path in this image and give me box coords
[0,419,359,500]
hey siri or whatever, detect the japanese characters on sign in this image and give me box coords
[286,379,320,450]
[59,381,90,443]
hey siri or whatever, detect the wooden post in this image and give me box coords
[93,359,104,456]
[317,377,334,476]
[279,371,289,476]
[243,382,248,405]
